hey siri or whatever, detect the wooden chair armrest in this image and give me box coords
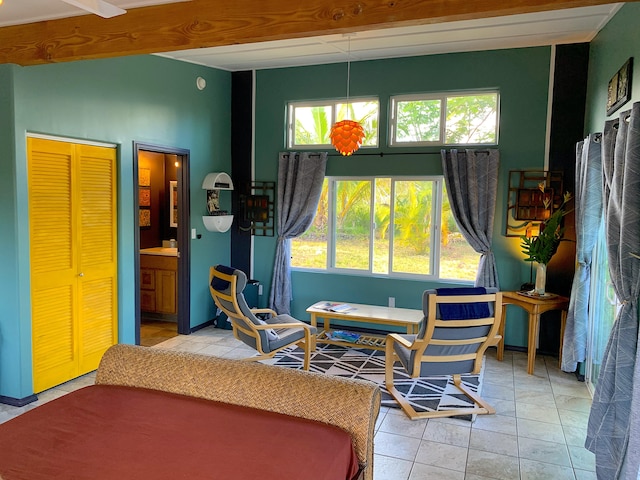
[387,333,414,349]
[251,308,278,317]
[253,322,315,331]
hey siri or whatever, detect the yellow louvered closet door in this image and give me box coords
[28,138,118,393]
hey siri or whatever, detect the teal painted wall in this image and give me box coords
[1,55,231,399]
[253,47,552,345]
[0,64,31,398]
[585,3,640,133]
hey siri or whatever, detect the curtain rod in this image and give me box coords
[328,149,493,157]
[283,149,494,158]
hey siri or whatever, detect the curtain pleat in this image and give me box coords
[586,102,640,479]
[440,149,500,288]
[268,152,327,314]
[561,134,603,372]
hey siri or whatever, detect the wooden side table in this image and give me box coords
[497,291,569,375]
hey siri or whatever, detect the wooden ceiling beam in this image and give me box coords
[0,0,633,66]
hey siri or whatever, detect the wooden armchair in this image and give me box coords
[385,287,502,420]
[209,265,316,370]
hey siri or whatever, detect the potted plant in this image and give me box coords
[520,186,572,295]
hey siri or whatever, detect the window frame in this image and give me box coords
[293,175,449,281]
[389,90,500,147]
[287,98,380,149]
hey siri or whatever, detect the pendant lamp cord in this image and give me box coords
[346,36,351,104]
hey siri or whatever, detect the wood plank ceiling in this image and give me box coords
[0,0,637,66]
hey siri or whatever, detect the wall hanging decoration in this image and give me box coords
[139,168,151,187]
[169,180,178,228]
[239,181,275,236]
[520,188,572,295]
[201,172,234,232]
[606,57,633,116]
[505,170,564,237]
[330,35,365,156]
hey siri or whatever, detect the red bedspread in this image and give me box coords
[0,385,360,480]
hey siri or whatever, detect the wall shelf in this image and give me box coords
[202,172,234,232]
[202,215,234,233]
[202,172,233,190]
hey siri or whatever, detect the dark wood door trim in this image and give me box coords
[133,142,191,343]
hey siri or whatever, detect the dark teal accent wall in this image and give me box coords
[1,55,231,399]
[253,47,552,346]
[585,3,640,133]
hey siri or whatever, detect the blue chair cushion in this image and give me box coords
[211,264,236,290]
[435,287,489,319]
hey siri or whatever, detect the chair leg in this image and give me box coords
[452,374,495,415]
[302,341,311,371]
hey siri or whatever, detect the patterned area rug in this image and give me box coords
[272,343,484,420]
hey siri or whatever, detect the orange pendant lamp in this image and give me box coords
[330,35,364,156]
[330,120,365,156]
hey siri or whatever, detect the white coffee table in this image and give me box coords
[306,301,424,350]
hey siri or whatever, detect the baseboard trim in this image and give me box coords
[191,319,216,333]
[0,393,38,407]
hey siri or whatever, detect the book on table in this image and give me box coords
[327,330,361,343]
[316,302,355,313]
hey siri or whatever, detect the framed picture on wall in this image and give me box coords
[139,187,151,207]
[169,181,178,228]
[139,208,151,228]
[606,58,633,116]
[139,168,151,187]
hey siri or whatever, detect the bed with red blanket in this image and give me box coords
[0,345,381,480]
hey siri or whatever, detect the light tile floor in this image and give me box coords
[0,326,595,480]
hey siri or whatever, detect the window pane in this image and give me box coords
[293,105,332,145]
[291,179,328,268]
[392,181,433,274]
[445,93,498,144]
[440,184,480,281]
[335,180,371,270]
[395,99,442,143]
[373,178,391,274]
[336,101,379,146]
[587,217,618,391]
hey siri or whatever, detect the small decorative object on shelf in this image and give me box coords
[202,172,234,232]
[520,185,572,295]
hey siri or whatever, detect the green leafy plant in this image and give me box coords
[520,188,572,265]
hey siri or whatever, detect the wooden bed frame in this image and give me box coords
[95,344,382,480]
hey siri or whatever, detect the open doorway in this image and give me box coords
[133,142,191,346]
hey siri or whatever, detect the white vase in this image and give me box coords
[534,263,547,295]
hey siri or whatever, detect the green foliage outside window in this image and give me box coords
[291,177,479,281]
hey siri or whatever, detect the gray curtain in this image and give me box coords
[586,103,640,479]
[441,149,500,288]
[561,134,603,372]
[269,152,327,314]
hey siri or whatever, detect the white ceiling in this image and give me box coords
[0,1,623,71]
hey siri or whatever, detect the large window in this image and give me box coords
[288,99,379,148]
[390,91,499,146]
[291,177,479,282]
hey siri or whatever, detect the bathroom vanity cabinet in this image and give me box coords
[140,250,177,315]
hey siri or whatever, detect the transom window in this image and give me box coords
[291,176,479,282]
[288,99,379,149]
[390,91,499,146]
